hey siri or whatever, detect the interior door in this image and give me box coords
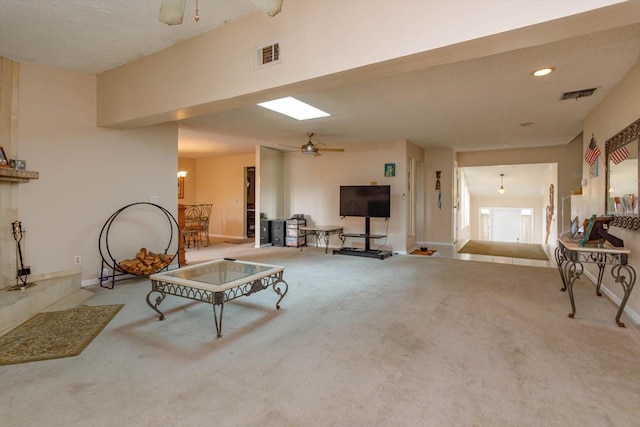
[491,208,522,242]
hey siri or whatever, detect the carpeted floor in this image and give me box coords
[458,240,549,260]
[0,304,123,365]
[1,246,639,426]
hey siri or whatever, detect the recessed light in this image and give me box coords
[531,67,555,77]
[257,96,330,121]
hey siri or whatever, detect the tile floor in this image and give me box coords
[413,240,557,268]
[194,237,557,268]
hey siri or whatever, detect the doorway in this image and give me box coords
[479,207,534,243]
[245,167,255,238]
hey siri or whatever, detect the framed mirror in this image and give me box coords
[605,117,640,230]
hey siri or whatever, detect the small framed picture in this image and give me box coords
[11,159,26,170]
[0,146,10,168]
[384,163,396,177]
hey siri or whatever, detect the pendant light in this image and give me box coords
[498,173,506,194]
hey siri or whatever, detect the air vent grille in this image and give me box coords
[256,42,280,67]
[560,88,597,100]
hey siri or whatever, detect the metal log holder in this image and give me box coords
[98,202,181,289]
[8,220,34,291]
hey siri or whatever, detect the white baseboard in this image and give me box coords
[82,278,100,287]
[417,240,454,247]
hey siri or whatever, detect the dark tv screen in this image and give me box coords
[339,185,391,218]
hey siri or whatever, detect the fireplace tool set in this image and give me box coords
[9,220,33,291]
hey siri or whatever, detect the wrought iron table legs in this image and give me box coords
[316,231,331,254]
[147,275,288,337]
[555,246,567,291]
[556,247,636,327]
[305,230,331,253]
[560,259,583,320]
[146,288,167,320]
[212,292,225,338]
[610,264,636,327]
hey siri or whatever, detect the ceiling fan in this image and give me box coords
[159,0,283,25]
[281,133,345,156]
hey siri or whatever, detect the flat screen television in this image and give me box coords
[339,185,391,218]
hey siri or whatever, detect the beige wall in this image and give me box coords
[195,153,255,238]
[425,148,455,244]
[583,61,640,318]
[18,63,178,283]
[284,140,405,252]
[9,2,640,312]
[458,137,582,243]
[96,1,634,130]
[407,142,426,250]
[257,146,284,221]
[177,157,197,205]
[188,140,411,251]
[464,163,557,245]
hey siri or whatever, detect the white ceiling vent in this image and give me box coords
[256,42,280,68]
[560,87,597,100]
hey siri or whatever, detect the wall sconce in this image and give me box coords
[177,171,187,198]
[498,173,506,194]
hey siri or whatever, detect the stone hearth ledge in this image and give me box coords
[0,168,39,183]
[0,269,82,336]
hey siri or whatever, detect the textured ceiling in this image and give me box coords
[1,1,640,197]
[0,0,259,73]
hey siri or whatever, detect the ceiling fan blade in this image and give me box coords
[279,144,300,149]
[249,0,283,17]
[158,0,186,25]
[317,147,345,152]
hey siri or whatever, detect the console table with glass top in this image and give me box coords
[299,225,343,253]
[556,237,635,327]
[148,259,288,337]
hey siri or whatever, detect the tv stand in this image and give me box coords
[333,217,392,260]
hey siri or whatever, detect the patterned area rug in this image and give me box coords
[458,240,548,260]
[0,304,123,365]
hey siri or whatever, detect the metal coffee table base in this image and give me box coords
[147,271,288,337]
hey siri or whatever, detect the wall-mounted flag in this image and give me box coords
[585,135,601,165]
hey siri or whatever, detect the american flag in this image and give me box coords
[610,145,630,164]
[585,136,601,165]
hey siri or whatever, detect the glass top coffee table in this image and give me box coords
[148,258,288,337]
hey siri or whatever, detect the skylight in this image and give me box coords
[257,97,330,120]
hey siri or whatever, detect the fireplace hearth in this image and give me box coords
[0,172,39,291]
